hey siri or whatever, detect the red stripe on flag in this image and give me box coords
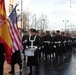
[8,18,23,53]
[0,0,6,12]
[0,37,12,63]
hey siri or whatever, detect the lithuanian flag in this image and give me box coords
[0,0,12,63]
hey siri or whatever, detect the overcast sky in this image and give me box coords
[16,0,76,31]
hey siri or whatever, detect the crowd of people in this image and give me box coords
[0,28,76,75]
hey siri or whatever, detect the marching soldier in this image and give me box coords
[74,35,76,49]
[26,29,41,75]
[36,30,42,61]
[22,31,29,60]
[54,30,62,61]
[44,31,51,60]
[61,32,66,58]
[40,33,46,58]
[65,33,71,55]
[51,32,56,60]
[72,35,76,49]
[68,34,73,53]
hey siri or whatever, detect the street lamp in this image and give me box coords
[63,19,69,33]
[69,25,74,31]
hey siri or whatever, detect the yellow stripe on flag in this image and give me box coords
[0,0,12,63]
[0,7,11,47]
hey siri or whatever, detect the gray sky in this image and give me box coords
[16,0,76,31]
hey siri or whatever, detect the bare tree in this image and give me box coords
[17,12,30,32]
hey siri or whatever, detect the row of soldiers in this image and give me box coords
[40,30,76,61]
[22,29,76,75]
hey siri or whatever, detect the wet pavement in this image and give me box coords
[4,49,76,75]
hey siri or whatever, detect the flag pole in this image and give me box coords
[21,0,23,37]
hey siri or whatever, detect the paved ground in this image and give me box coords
[4,49,76,75]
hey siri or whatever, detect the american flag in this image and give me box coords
[8,5,23,53]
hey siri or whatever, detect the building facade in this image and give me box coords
[5,0,15,17]
[5,0,22,32]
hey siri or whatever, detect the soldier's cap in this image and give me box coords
[36,30,39,33]
[61,32,65,34]
[74,35,76,36]
[30,28,36,32]
[23,30,27,33]
[66,33,69,35]
[52,32,55,35]
[56,30,60,33]
[69,34,71,35]
[46,31,49,33]
[41,32,45,35]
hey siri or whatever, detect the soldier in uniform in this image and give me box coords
[40,33,46,58]
[72,35,76,49]
[22,30,29,60]
[61,32,66,58]
[44,31,51,60]
[54,30,62,61]
[68,34,72,53]
[26,29,41,75]
[74,35,76,49]
[51,32,56,60]
[0,42,5,75]
[65,33,70,55]
[36,30,42,61]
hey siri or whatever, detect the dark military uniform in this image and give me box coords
[44,31,51,60]
[51,33,56,59]
[22,32,29,60]
[27,35,40,66]
[69,35,73,53]
[74,37,76,48]
[9,50,22,74]
[0,43,5,75]
[22,32,29,52]
[37,35,42,61]
[40,33,45,58]
[26,29,40,75]
[65,33,71,55]
[72,36,76,49]
[54,30,62,61]
[61,32,66,57]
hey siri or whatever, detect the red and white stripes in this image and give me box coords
[8,18,23,53]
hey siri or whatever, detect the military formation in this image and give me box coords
[22,28,76,75]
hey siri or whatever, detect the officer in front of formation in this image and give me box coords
[26,29,41,75]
